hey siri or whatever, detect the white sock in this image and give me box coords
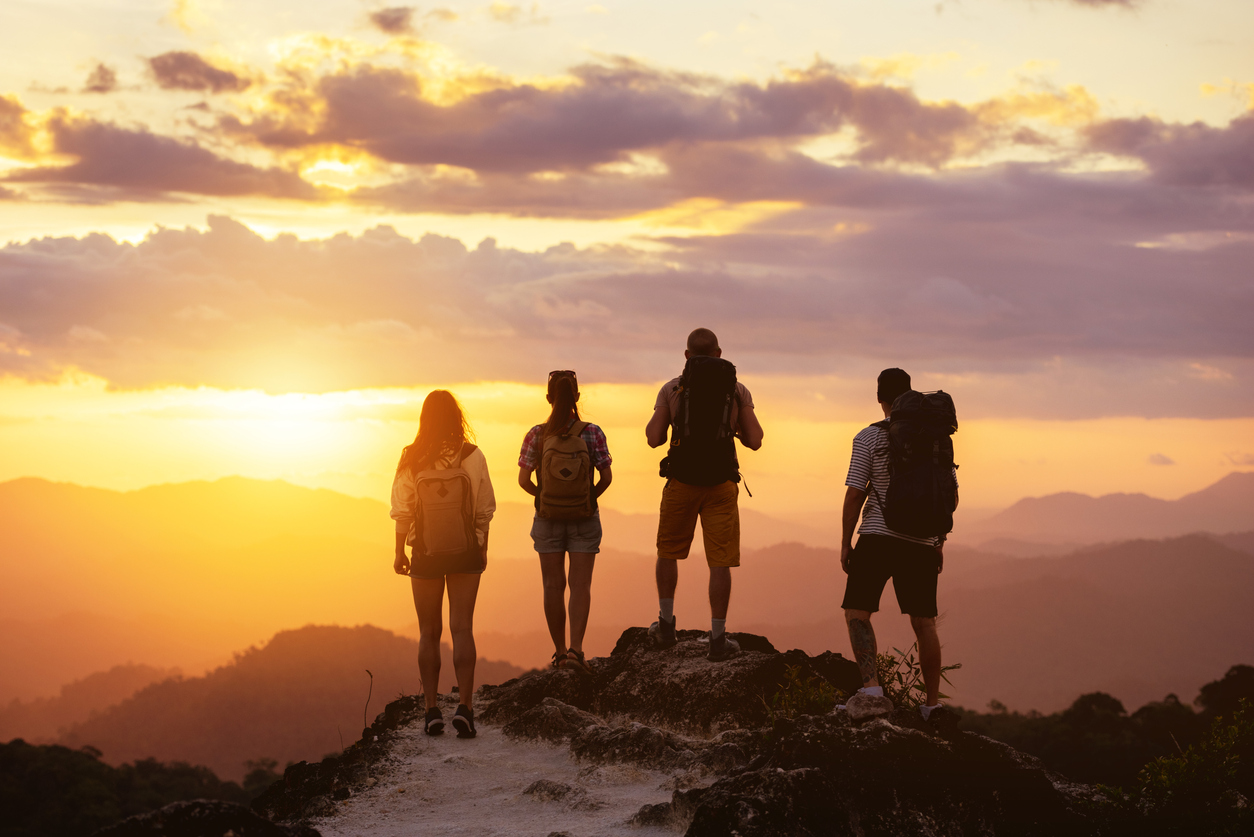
[659,598,674,623]
[920,703,942,719]
[858,686,884,697]
[711,618,726,639]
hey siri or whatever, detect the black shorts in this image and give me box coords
[841,534,940,618]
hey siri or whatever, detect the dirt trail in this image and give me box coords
[312,709,689,837]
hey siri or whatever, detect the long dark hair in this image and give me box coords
[544,372,580,436]
[397,390,473,474]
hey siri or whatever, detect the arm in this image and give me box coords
[390,466,414,574]
[394,531,409,575]
[594,465,613,498]
[473,451,496,567]
[518,465,538,497]
[736,402,764,451]
[646,403,670,448]
[840,486,867,574]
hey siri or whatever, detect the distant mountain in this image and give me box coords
[55,624,525,782]
[0,477,837,700]
[1213,530,1254,555]
[962,471,1254,546]
[0,663,178,743]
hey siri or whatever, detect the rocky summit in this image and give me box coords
[254,629,1116,836]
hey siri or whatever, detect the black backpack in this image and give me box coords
[874,390,959,539]
[661,356,740,486]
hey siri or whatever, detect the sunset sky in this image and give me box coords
[2,0,1252,518]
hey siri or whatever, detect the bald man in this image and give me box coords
[645,328,764,661]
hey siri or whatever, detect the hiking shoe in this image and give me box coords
[561,648,592,675]
[424,707,445,736]
[648,616,677,649]
[452,704,476,739]
[706,632,740,662]
[845,691,894,722]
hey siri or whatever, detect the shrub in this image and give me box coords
[765,665,838,721]
[875,643,961,709]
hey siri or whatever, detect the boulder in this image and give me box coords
[503,697,601,743]
[479,627,861,734]
[91,800,319,837]
[671,715,1101,836]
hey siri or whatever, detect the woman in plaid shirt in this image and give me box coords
[517,371,613,674]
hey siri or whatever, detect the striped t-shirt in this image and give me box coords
[845,423,955,547]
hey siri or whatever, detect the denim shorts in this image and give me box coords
[530,510,602,554]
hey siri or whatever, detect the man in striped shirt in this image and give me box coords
[840,368,956,720]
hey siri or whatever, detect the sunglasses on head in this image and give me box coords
[549,370,576,379]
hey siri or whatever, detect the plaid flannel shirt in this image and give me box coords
[518,420,612,470]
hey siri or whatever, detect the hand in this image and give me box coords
[393,552,410,575]
[935,544,944,574]
[840,543,853,574]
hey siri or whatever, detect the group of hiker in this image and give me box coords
[390,328,960,738]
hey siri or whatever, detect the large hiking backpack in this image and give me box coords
[411,443,482,570]
[537,420,594,520]
[875,390,959,539]
[663,356,740,487]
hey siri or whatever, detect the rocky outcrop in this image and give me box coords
[480,628,862,733]
[92,800,320,837]
[651,715,1102,836]
[256,628,1118,836]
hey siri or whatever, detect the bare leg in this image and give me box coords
[708,566,731,620]
[411,577,445,710]
[445,573,481,710]
[655,556,678,600]
[844,608,880,690]
[538,553,568,657]
[911,615,941,705]
[566,553,596,654]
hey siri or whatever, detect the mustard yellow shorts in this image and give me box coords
[656,479,740,568]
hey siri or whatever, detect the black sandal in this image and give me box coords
[424,707,445,736]
[550,650,567,670]
[560,648,591,675]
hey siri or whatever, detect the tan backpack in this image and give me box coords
[537,421,594,520]
[411,443,482,570]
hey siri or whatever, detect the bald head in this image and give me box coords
[686,328,720,357]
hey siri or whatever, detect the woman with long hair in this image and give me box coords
[391,390,495,738]
[517,371,613,674]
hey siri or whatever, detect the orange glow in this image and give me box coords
[2,373,1252,518]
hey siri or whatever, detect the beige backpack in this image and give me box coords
[411,443,481,569]
[537,421,594,520]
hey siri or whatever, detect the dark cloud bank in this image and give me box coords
[0,211,1249,418]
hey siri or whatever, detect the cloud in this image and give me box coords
[369,7,416,34]
[4,114,321,200]
[228,59,1000,176]
[0,95,36,158]
[1147,453,1175,465]
[0,215,1250,420]
[1085,113,1254,190]
[83,63,118,94]
[148,51,251,93]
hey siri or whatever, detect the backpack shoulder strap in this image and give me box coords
[568,420,589,438]
[458,442,478,465]
[872,420,890,430]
